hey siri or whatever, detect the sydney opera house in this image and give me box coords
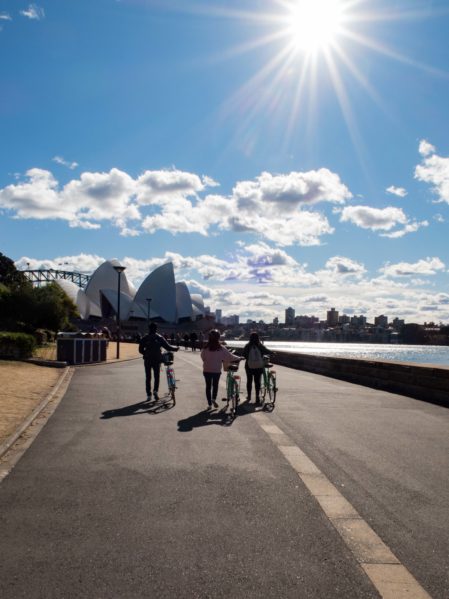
[55,260,208,327]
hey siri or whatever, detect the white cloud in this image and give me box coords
[13,250,449,323]
[232,169,352,209]
[380,257,446,277]
[0,169,70,220]
[415,144,449,204]
[15,254,105,274]
[20,4,45,20]
[418,139,436,157]
[380,220,428,238]
[0,13,12,20]
[324,256,366,276]
[22,4,45,20]
[53,156,79,170]
[340,205,407,231]
[136,169,206,205]
[339,205,427,238]
[386,185,407,197]
[0,165,350,246]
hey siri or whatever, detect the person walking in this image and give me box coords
[190,331,198,351]
[200,330,241,410]
[242,332,273,405]
[139,323,179,401]
[183,333,190,350]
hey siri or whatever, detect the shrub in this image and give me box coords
[0,332,36,359]
[34,329,48,345]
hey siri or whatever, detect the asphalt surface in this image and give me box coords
[0,350,448,598]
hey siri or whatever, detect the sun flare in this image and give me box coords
[286,0,345,53]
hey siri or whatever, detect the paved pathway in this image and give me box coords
[0,351,448,598]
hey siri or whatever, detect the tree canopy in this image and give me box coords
[0,253,79,333]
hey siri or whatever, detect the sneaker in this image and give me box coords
[212,400,219,408]
[153,391,159,399]
[255,398,261,406]
[146,395,152,401]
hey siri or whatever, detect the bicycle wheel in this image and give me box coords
[230,379,239,419]
[271,373,277,406]
[263,384,272,407]
[167,368,176,405]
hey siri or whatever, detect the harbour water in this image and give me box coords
[227,341,449,367]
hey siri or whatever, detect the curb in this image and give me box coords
[26,358,68,368]
[0,366,74,460]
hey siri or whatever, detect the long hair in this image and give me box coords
[205,329,221,351]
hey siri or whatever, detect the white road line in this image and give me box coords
[254,412,433,599]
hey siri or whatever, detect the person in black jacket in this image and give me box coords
[242,332,273,405]
[138,323,179,400]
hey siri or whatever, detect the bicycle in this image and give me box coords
[260,355,277,411]
[161,351,177,405]
[222,361,241,420]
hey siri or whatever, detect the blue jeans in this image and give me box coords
[203,372,221,404]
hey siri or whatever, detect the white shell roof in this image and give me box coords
[176,282,193,320]
[85,259,135,308]
[191,293,206,316]
[133,262,177,323]
[100,289,135,321]
[57,260,205,324]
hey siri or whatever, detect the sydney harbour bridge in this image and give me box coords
[22,268,91,289]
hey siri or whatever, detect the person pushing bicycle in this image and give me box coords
[200,329,242,410]
[242,331,274,405]
[139,322,179,401]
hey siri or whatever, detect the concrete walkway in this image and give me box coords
[0,351,447,598]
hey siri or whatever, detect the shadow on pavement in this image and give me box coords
[177,398,265,431]
[100,396,175,419]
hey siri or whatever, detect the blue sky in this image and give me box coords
[1,0,449,323]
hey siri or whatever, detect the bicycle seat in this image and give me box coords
[227,364,239,372]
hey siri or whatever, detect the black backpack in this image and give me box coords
[141,334,162,362]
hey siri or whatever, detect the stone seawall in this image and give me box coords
[233,349,449,407]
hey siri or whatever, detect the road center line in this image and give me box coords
[254,412,432,599]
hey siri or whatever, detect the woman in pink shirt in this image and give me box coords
[200,330,241,409]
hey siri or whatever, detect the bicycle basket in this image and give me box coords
[161,352,174,365]
[225,361,239,372]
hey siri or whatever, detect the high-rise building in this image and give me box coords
[374,314,388,328]
[215,309,222,323]
[327,307,339,326]
[285,307,295,325]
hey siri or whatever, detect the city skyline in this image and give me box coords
[1,1,449,324]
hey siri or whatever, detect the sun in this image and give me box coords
[286,0,345,54]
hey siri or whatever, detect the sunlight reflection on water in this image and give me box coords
[228,341,449,367]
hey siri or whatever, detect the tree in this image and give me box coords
[32,283,79,331]
[0,253,29,289]
[0,253,79,333]
[401,323,426,345]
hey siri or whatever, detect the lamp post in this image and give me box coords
[113,264,126,359]
[146,298,152,327]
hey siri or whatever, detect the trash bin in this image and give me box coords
[57,332,107,365]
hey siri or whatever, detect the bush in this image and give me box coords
[0,332,36,359]
[34,329,48,345]
[44,329,56,342]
